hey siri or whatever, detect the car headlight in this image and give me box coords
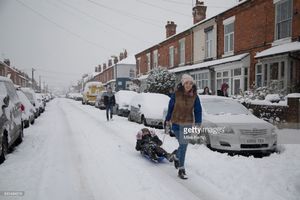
[271,127,277,136]
[223,126,235,134]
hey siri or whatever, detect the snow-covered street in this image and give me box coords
[0,98,300,200]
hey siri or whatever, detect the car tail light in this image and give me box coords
[20,104,25,112]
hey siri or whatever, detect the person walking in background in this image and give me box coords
[217,83,229,97]
[202,86,211,95]
[165,74,202,179]
[104,86,116,121]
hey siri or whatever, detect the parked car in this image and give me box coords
[95,91,107,110]
[82,82,104,105]
[200,95,277,153]
[36,93,46,113]
[16,90,35,128]
[115,90,137,117]
[20,87,40,118]
[128,93,170,128]
[0,77,23,164]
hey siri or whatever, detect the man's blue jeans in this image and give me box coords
[172,124,188,169]
[106,105,113,120]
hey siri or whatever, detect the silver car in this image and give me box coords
[200,96,277,153]
[0,77,23,164]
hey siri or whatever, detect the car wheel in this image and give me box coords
[15,128,23,146]
[31,118,35,125]
[0,134,8,164]
[142,116,147,126]
[128,113,132,121]
[24,120,30,128]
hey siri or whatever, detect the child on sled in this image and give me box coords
[135,128,176,162]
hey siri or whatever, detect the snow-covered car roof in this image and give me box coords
[115,90,137,105]
[130,93,170,119]
[0,76,13,83]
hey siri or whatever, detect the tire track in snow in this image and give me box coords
[60,99,204,200]
[64,99,229,200]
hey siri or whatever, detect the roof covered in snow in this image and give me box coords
[255,41,300,58]
[169,53,249,73]
[117,55,136,65]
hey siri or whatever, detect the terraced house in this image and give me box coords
[135,0,300,95]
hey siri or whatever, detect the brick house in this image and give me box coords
[92,51,136,91]
[0,60,30,87]
[215,0,300,94]
[135,0,300,95]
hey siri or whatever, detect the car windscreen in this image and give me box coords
[202,99,250,115]
[23,91,34,103]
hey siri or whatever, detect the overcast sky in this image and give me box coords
[0,0,238,91]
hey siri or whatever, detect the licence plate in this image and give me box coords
[246,138,265,144]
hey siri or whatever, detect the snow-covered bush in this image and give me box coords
[146,67,176,95]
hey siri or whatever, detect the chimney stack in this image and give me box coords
[4,59,10,66]
[119,52,124,61]
[95,66,98,72]
[108,59,112,67]
[113,56,118,64]
[103,63,107,70]
[98,64,102,72]
[124,49,127,58]
[165,21,177,38]
[193,0,207,24]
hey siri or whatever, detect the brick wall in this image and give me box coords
[217,0,300,87]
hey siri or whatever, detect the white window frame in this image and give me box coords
[205,29,213,59]
[255,64,264,88]
[192,72,209,90]
[179,39,185,65]
[169,46,174,67]
[137,57,141,75]
[274,0,293,41]
[152,50,158,68]
[223,16,235,56]
[146,53,151,71]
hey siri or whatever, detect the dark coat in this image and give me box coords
[103,92,116,107]
[135,133,162,151]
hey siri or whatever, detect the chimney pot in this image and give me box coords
[108,59,112,67]
[165,21,177,38]
[193,1,207,24]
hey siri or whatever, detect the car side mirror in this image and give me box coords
[2,95,9,108]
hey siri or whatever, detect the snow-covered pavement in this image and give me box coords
[0,98,300,200]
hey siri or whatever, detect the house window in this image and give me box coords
[137,57,141,75]
[169,46,174,67]
[270,63,279,80]
[193,72,209,90]
[146,53,151,71]
[256,64,263,87]
[205,29,213,58]
[275,0,292,40]
[129,69,135,78]
[224,22,234,54]
[280,61,285,79]
[153,50,158,68]
[179,39,185,65]
[244,68,248,91]
[216,70,230,91]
